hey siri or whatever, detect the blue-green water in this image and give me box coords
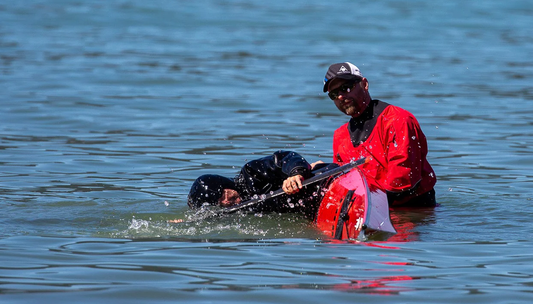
[1,0,533,302]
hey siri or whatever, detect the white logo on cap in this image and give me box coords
[338,66,349,74]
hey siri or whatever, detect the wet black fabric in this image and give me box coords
[248,183,321,218]
[234,150,312,200]
[233,156,338,219]
[388,188,436,208]
[348,100,390,147]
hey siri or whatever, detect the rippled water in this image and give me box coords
[1,0,533,302]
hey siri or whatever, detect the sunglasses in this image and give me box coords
[328,81,359,100]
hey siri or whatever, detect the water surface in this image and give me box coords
[1,0,532,302]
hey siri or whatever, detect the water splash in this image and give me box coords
[110,212,319,240]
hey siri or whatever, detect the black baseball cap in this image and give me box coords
[323,62,363,92]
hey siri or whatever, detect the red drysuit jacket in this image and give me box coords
[333,100,436,205]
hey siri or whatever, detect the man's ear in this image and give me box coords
[361,78,369,90]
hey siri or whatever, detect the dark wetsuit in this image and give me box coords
[233,150,325,218]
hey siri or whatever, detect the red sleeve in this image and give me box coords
[333,130,340,164]
[383,111,427,192]
[332,124,348,165]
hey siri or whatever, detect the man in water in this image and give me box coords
[187,150,332,218]
[322,62,437,207]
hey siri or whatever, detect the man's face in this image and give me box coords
[328,78,369,118]
[218,189,242,207]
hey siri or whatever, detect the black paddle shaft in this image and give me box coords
[222,158,367,214]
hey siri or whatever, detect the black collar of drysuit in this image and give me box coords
[348,99,390,147]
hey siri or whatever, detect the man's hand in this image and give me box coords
[311,160,324,170]
[282,175,304,194]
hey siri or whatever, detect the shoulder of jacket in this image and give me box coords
[382,104,415,117]
[334,122,350,134]
[379,105,419,126]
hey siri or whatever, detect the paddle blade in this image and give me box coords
[364,189,397,234]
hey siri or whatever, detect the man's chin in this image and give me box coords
[349,111,364,118]
[344,107,359,117]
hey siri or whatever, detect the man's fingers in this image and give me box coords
[282,180,292,194]
[311,160,324,170]
[282,175,305,194]
[294,176,303,189]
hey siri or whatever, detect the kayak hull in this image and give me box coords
[315,167,396,240]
